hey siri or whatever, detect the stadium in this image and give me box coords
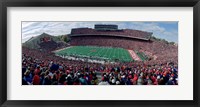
[22,24,178,85]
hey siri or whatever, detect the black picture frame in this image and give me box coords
[0,0,199,107]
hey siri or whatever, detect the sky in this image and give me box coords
[22,21,178,43]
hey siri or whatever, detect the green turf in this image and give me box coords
[55,46,133,62]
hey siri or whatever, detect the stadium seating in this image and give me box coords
[22,25,178,85]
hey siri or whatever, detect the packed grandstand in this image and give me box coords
[22,24,178,85]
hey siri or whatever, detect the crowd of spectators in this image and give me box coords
[22,47,178,85]
[99,62,178,85]
[39,40,68,52]
[22,28,178,85]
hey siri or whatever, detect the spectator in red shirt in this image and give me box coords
[32,74,40,85]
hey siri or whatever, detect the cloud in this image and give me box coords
[117,22,178,42]
[22,21,178,43]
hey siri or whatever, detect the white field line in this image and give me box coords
[128,50,141,61]
[52,46,72,53]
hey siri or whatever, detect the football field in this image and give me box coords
[55,46,133,62]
